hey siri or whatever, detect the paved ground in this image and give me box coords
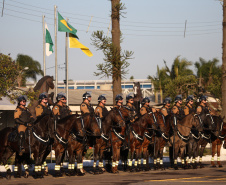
[1,162,226,185]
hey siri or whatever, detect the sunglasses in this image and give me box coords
[61,98,66,100]
[21,100,26,103]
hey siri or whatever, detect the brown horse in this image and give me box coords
[50,114,85,177]
[28,76,55,118]
[0,115,52,179]
[111,106,132,173]
[169,114,203,170]
[65,113,100,176]
[125,112,156,172]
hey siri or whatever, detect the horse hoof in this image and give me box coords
[219,165,223,168]
[174,166,179,170]
[211,165,217,168]
[6,174,11,180]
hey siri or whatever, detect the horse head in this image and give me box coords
[111,107,126,128]
[83,113,101,137]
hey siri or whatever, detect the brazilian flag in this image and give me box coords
[58,12,79,39]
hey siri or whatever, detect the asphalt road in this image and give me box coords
[1,162,226,185]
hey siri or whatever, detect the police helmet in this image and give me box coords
[115,94,123,102]
[199,95,207,102]
[17,95,27,103]
[56,93,66,101]
[83,92,91,100]
[174,95,182,103]
[163,97,171,104]
[98,95,106,102]
[126,93,134,102]
[39,92,47,101]
[142,97,150,104]
[186,95,194,102]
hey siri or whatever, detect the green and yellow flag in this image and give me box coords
[58,12,78,38]
[69,33,93,57]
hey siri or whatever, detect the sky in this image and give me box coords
[0,0,223,82]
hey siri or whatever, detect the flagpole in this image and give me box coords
[42,15,46,76]
[54,5,58,96]
[65,18,69,106]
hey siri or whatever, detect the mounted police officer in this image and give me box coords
[95,95,109,120]
[114,94,123,109]
[172,95,184,120]
[14,95,34,155]
[140,97,156,116]
[80,92,94,115]
[184,95,195,115]
[196,95,212,115]
[35,93,52,118]
[161,97,171,117]
[52,93,72,119]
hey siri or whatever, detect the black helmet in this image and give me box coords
[163,97,171,104]
[17,95,27,103]
[115,94,123,102]
[175,95,182,103]
[142,97,150,104]
[199,95,207,102]
[98,95,106,102]
[39,93,47,101]
[186,95,193,102]
[83,92,91,100]
[56,93,66,101]
[126,93,134,102]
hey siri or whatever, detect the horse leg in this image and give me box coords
[2,147,14,180]
[199,144,205,168]
[98,147,106,174]
[173,142,179,170]
[41,144,51,176]
[66,146,74,176]
[76,149,85,176]
[14,152,21,178]
[211,141,217,167]
[93,144,99,175]
[111,143,117,173]
[217,141,223,167]
[159,145,165,170]
[180,145,186,169]
[142,146,149,171]
[115,145,120,173]
[169,146,174,168]
[54,147,64,177]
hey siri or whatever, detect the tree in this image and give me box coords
[0,53,20,101]
[16,54,43,86]
[92,0,133,102]
[194,57,220,88]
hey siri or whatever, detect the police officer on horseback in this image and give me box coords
[14,95,34,155]
[172,95,185,120]
[184,95,195,115]
[95,95,109,120]
[80,92,94,115]
[140,97,156,116]
[35,93,52,118]
[52,93,72,119]
[161,97,171,117]
[196,95,212,115]
[114,94,123,108]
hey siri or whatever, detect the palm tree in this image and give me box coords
[16,54,43,86]
[194,57,220,88]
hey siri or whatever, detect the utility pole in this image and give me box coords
[65,18,69,106]
[42,15,46,76]
[222,0,226,122]
[54,5,58,96]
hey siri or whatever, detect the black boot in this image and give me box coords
[19,131,25,156]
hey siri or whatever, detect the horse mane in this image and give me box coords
[33,76,52,91]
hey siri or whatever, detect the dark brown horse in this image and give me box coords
[133,82,142,113]
[125,112,156,172]
[111,106,132,173]
[0,115,52,179]
[28,76,55,119]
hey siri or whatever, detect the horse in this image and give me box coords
[28,76,55,119]
[209,116,226,167]
[90,108,126,174]
[110,106,132,173]
[169,113,203,170]
[0,114,52,179]
[133,82,142,114]
[64,113,100,176]
[49,114,86,177]
[151,111,170,170]
[197,113,216,168]
[125,111,156,172]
